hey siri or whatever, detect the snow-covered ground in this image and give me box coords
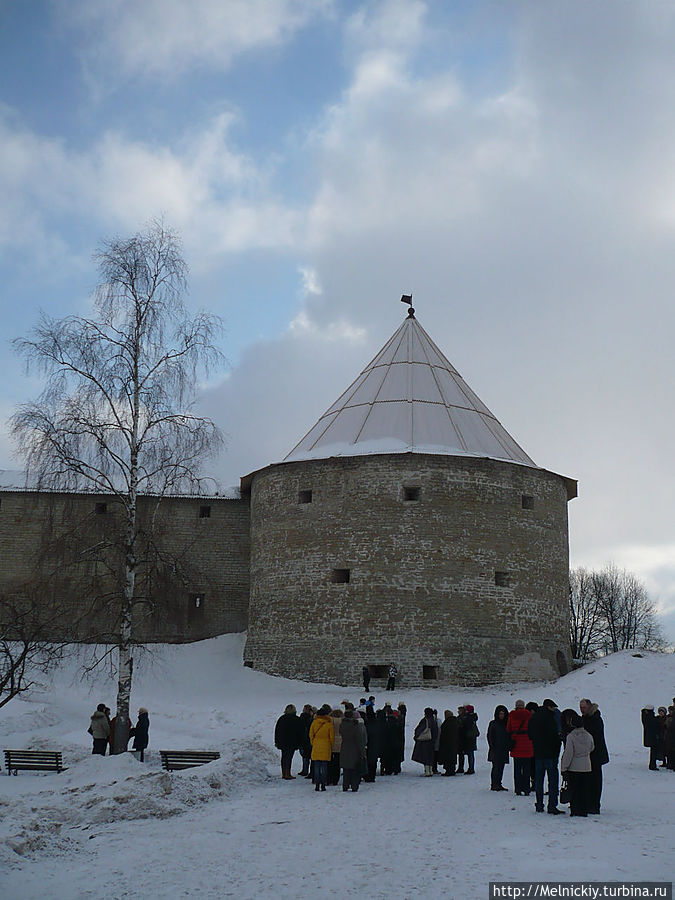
[0,636,673,899]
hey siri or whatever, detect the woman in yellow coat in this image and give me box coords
[310,704,335,792]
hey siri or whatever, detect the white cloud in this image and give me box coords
[0,110,300,267]
[63,0,333,80]
[298,266,322,297]
[289,309,366,343]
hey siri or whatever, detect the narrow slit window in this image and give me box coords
[521,495,535,510]
[331,568,350,584]
[403,486,420,502]
[495,571,510,588]
[422,665,438,680]
[298,489,313,504]
[188,593,205,621]
[199,505,211,518]
[95,502,107,515]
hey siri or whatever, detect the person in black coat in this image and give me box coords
[487,705,510,791]
[379,705,400,775]
[297,704,314,777]
[438,710,459,775]
[641,706,659,770]
[131,707,150,762]
[364,706,380,782]
[456,705,466,772]
[580,699,609,813]
[527,698,562,814]
[412,707,439,776]
[397,702,407,765]
[362,666,371,692]
[525,701,539,791]
[275,703,303,779]
[459,705,479,774]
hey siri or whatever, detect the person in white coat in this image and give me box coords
[560,711,595,817]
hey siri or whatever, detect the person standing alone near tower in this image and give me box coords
[386,663,398,691]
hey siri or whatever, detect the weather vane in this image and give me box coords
[400,293,415,317]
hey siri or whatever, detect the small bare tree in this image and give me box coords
[570,564,667,660]
[1,589,72,708]
[10,220,224,750]
[569,567,604,662]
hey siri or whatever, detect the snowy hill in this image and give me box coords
[0,636,673,899]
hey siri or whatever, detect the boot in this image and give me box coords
[315,783,320,791]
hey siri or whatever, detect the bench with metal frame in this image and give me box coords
[4,749,66,775]
[159,749,220,771]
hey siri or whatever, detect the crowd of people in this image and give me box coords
[88,704,150,760]
[641,700,675,771]
[274,695,630,817]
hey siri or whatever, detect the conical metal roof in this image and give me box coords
[284,311,536,467]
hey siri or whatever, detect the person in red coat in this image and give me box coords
[507,700,533,795]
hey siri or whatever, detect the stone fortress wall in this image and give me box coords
[0,489,249,643]
[243,453,573,686]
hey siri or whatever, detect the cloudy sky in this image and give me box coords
[1,1,674,641]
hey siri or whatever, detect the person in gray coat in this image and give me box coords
[560,711,594,817]
[340,709,367,791]
[89,703,110,755]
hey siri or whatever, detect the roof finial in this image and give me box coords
[400,293,415,318]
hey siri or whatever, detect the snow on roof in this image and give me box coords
[284,312,536,467]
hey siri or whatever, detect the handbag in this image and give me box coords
[417,725,432,741]
[559,776,569,804]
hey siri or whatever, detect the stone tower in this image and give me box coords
[242,305,576,686]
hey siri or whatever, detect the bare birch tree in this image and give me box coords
[10,220,224,750]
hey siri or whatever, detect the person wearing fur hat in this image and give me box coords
[412,707,438,776]
[580,698,609,813]
[641,705,659,770]
[487,705,510,791]
[507,700,533,795]
[89,703,110,755]
[130,707,150,762]
[309,704,334,792]
[274,704,302,780]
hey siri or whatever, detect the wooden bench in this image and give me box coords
[4,749,65,775]
[159,750,220,771]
